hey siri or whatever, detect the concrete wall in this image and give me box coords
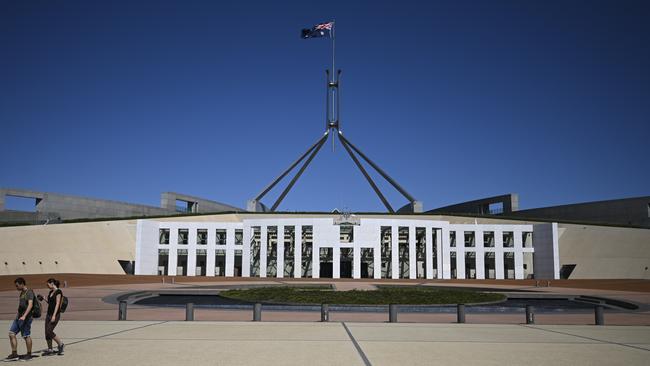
[0,188,170,222]
[532,223,560,279]
[0,188,243,224]
[0,220,137,275]
[160,192,242,213]
[512,196,650,228]
[557,223,650,279]
[429,194,519,215]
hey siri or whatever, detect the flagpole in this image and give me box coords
[332,20,335,81]
[331,19,336,152]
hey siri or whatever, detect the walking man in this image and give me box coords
[6,277,35,360]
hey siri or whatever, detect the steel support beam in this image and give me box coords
[269,132,329,211]
[338,133,394,212]
[338,133,416,203]
[254,133,328,202]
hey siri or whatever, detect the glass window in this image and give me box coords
[159,229,170,245]
[464,232,475,247]
[216,229,227,245]
[301,226,313,278]
[503,231,514,248]
[197,229,208,245]
[483,231,495,247]
[178,229,189,245]
[340,225,354,243]
[522,232,533,248]
[380,226,392,279]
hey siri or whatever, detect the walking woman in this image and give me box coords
[42,278,65,356]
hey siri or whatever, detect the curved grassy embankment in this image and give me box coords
[219,286,505,305]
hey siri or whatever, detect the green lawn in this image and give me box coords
[219,286,505,305]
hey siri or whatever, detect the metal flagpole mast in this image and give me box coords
[331,19,336,152]
[332,19,335,82]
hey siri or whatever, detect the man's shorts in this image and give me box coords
[9,318,32,338]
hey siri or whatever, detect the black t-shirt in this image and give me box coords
[47,289,63,316]
[17,289,35,320]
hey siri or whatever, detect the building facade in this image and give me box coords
[135,215,560,280]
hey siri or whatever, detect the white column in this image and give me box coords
[277,225,285,278]
[425,227,433,279]
[436,229,443,279]
[187,228,197,276]
[206,228,216,277]
[475,229,485,279]
[552,223,560,280]
[226,228,235,277]
[187,254,197,276]
[168,249,178,276]
[495,230,504,279]
[514,229,524,279]
[408,226,416,279]
[294,226,302,278]
[242,225,251,277]
[441,227,451,279]
[260,226,268,278]
[391,225,399,279]
[168,227,178,276]
[373,243,381,279]
[333,247,340,279]
[353,246,361,279]
[312,242,320,279]
[456,230,465,279]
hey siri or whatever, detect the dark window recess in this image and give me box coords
[118,260,135,275]
[488,202,503,214]
[560,264,577,279]
[4,196,40,212]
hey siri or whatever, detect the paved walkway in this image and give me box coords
[1,320,648,365]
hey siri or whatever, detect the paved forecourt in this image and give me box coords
[1,320,649,365]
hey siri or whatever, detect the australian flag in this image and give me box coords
[301,21,334,39]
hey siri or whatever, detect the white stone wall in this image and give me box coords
[135,217,557,280]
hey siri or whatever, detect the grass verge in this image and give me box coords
[219,286,505,305]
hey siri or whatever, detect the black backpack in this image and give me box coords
[52,289,68,314]
[60,294,69,313]
[28,291,41,318]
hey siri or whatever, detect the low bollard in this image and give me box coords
[457,304,466,323]
[162,277,165,284]
[321,304,329,322]
[253,303,262,321]
[595,305,605,325]
[389,304,398,323]
[171,277,175,284]
[63,280,68,288]
[186,303,194,321]
[525,305,535,324]
[118,301,127,321]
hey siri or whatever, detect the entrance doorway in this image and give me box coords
[319,248,333,278]
[340,248,353,278]
[360,248,373,278]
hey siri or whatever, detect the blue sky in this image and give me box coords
[1,0,648,212]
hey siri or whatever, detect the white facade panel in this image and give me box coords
[136,216,550,281]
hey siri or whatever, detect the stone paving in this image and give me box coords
[1,278,648,365]
[1,320,649,365]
